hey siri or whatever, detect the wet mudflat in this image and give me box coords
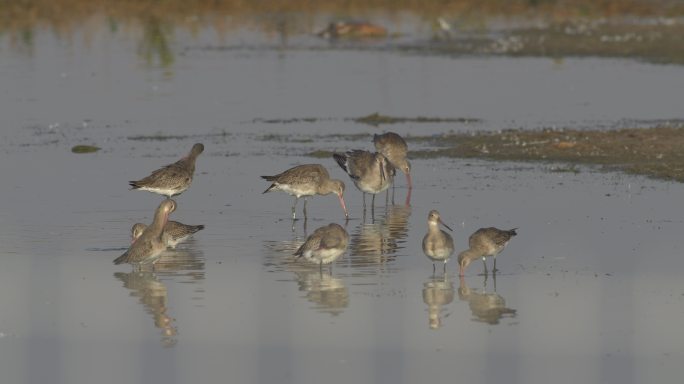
[1,6,684,384]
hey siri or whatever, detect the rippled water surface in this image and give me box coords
[1,17,684,384]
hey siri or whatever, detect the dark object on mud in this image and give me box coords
[353,112,479,126]
[317,21,387,40]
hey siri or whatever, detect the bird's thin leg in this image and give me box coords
[391,183,395,205]
[372,193,376,210]
[493,255,498,273]
[482,257,488,276]
[292,197,298,220]
[362,193,366,211]
[385,188,390,206]
[443,260,447,274]
[432,263,436,276]
[303,197,308,220]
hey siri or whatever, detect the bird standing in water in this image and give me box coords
[373,132,412,205]
[422,210,455,274]
[261,164,348,220]
[458,227,517,276]
[333,150,394,213]
[129,143,204,198]
[294,223,350,271]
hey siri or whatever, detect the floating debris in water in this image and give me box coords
[71,145,100,153]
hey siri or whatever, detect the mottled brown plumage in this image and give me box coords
[333,150,394,211]
[129,143,204,198]
[114,199,176,266]
[373,132,412,191]
[261,164,348,219]
[458,227,517,276]
[294,223,349,268]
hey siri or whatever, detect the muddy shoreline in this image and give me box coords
[305,123,684,182]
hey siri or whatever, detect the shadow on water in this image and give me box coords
[458,274,517,325]
[113,246,205,347]
[422,273,455,329]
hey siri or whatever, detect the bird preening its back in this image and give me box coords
[132,220,205,249]
[114,199,177,266]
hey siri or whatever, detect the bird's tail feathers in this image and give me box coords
[113,252,130,265]
[333,153,349,173]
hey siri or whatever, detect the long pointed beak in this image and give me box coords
[338,193,349,218]
[379,162,386,182]
[439,218,453,232]
[439,219,454,232]
[406,172,412,190]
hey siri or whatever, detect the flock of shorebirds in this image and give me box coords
[114,133,517,276]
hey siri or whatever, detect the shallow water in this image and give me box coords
[1,19,684,384]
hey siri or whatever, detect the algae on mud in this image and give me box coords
[71,145,101,154]
[305,124,684,182]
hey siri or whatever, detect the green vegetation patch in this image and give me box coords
[71,144,101,153]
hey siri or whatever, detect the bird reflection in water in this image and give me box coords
[152,243,205,282]
[422,274,455,329]
[458,275,516,325]
[293,269,349,316]
[114,271,178,347]
[114,246,205,347]
[262,226,350,316]
[349,204,411,269]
